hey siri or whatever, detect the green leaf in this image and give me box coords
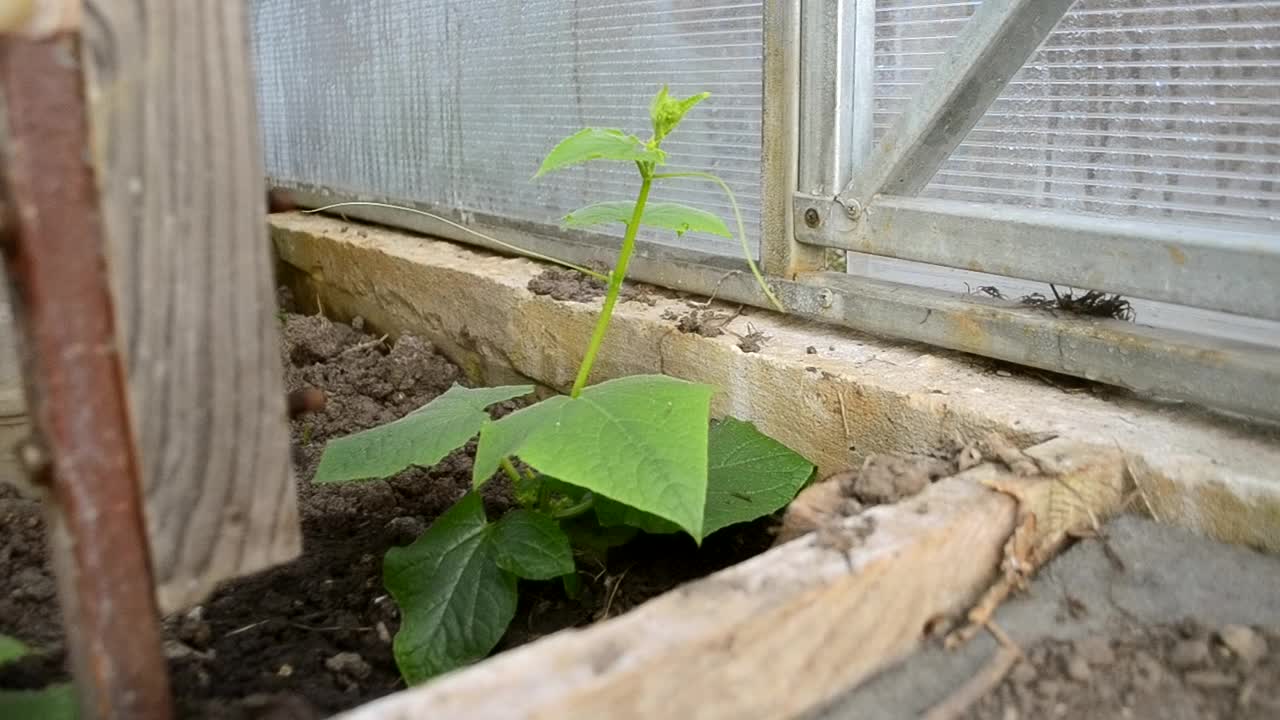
[562,202,732,238]
[559,513,639,560]
[384,493,517,684]
[490,510,575,580]
[650,86,710,143]
[473,375,716,539]
[0,634,30,666]
[592,417,814,540]
[533,128,666,178]
[314,384,534,484]
[593,494,682,535]
[702,417,815,536]
[0,684,77,720]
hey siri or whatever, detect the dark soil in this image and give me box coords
[0,302,773,719]
[965,622,1279,719]
[526,267,657,305]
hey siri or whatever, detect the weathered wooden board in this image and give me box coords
[335,470,1022,720]
[0,298,28,493]
[80,0,300,613]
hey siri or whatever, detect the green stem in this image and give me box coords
[569,173,654,397]
[551,493,595,521]
[499,457,523,485]
[651,171,786,313]
[302,201,610,282]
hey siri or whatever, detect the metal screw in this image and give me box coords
[818,288,834,308]
[838,196,863,220]
[803,207,821,228]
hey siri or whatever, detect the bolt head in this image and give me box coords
[803,208,821,228]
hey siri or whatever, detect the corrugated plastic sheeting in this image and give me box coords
[873,0,1280,234]
[251,0,766,257]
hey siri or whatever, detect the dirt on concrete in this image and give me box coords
[526,267,656,305]
[815,514,1280,720]
[0,301,773,719]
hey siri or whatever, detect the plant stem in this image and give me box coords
[499,457,523,485]
[570,174,654,397]
[651,171,786,313]
[551,493,595,520]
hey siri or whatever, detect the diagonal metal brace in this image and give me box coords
[838,0,1077,208]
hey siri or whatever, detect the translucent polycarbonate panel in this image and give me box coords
[872,0,1280,232]
[250,0,764,257]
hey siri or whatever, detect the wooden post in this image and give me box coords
[80,0,302,613]
[0,0,301,716]
[0,13,173,718]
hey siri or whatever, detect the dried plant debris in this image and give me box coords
[772,435,1025,546]
[736,323,770,353]
[969,283,1136,322]
[662,307,739,338]
[1023,285,1136,322]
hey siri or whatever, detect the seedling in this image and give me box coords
[0,634,77,718]
[311,87,814,684]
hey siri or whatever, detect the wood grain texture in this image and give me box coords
[335,472,1020,720]
[81,0,300,613]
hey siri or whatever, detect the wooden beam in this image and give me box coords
[334,469,1022,720]
[80,0,300,613]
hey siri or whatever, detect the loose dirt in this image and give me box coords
[0,303,773,719]
[816,514,1280,720]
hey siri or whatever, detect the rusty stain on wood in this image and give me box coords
[0,30,173,720]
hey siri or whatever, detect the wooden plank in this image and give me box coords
[0,295,29,492]
[0,20,175,716]
[80,0,300,613]
[335,470,1022,720]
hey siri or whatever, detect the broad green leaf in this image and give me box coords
[592,417,814,540]
[473,375,716,539]
[0,634,30,666]
[0,684,77,720]
[533,128,666,178]
[702,418,815,536]
[559,513,639,559]
[384,493,517,684]
[593,494,681,535]
[563,202,732,238]
[490,510,575,580]
[650,86,710,143]
[314,384,533,484]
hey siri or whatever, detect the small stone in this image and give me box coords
[178,606,213,648]
[1010,660,1038,685]
[1133,651,1165,693]
[12,568,55,601]
[325,652,371,680]
[385,516,426,544]
[1219,625,1267,666]
[1170,638,1210,669]
[806,346,817,354]
[1184,670,1237,689]
[995,369,1013,377]
[1066,655,1092,682]
[1074,636,1115,666]
[163,639,198,660]
[1035,679,1061,700]
[277,663,294,678]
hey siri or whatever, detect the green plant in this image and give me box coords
[312,87,814,685]
[0,634,78,719]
